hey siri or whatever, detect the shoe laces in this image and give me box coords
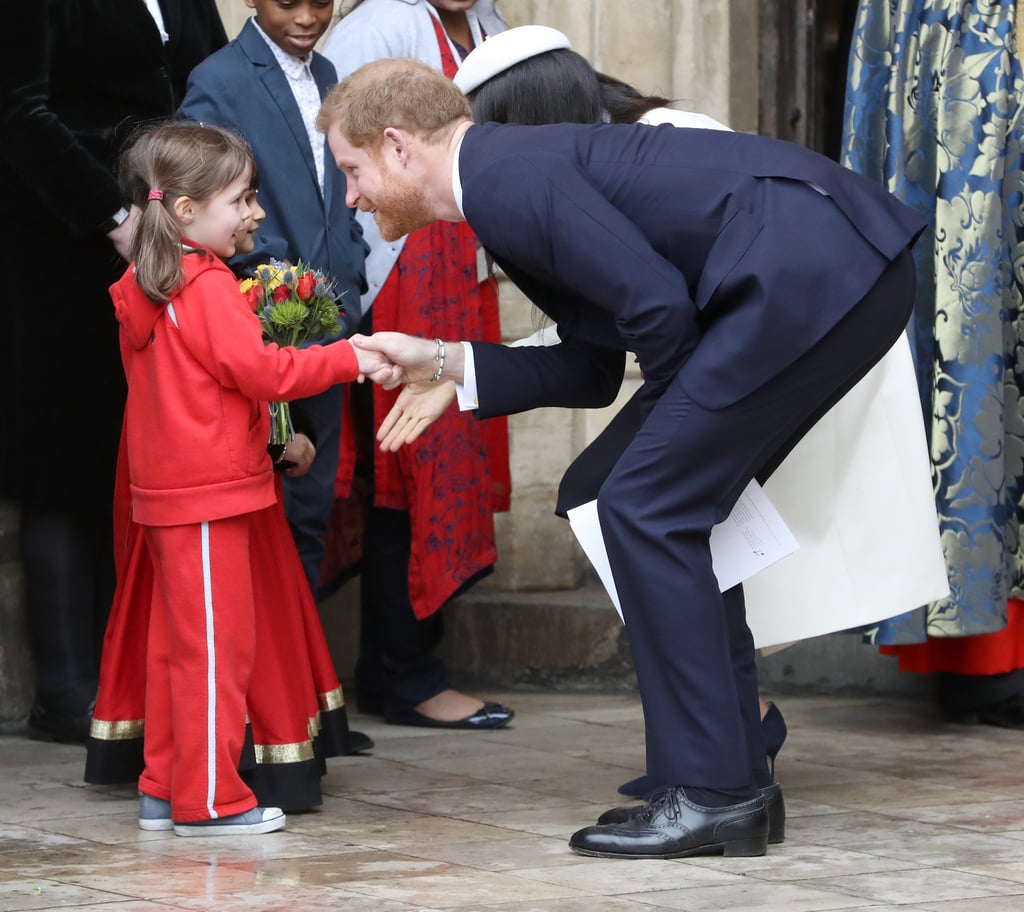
[634,787,683,824]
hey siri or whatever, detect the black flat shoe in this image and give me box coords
[946,694,1024,730]
[346,730,375,753]
[570,787,768,859]
[598,782,786,844]
[385,702,514,730]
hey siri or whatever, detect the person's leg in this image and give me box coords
[282,384,344,596]
[22,506,114,742]
[138,557,173,828]
[140,518,257,823]
[572,250,915,857]
[605,250,913,789]
[358,506,449,716]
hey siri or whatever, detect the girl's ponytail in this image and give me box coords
[129,187,188,303]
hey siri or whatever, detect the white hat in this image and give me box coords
[454,25,573,94]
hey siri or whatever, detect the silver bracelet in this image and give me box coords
[430,338,446,382]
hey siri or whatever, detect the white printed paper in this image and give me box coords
[567,480,799,619]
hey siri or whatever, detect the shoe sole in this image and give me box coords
[138,818,174,832]
[570,835,768,860]
[173,815,286,837]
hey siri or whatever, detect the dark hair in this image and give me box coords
[469,49,603,125]
[596,72,672,125]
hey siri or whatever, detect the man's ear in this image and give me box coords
[382,127,410,166]
[173,195,195,225]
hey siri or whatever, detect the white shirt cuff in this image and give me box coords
[455,341,479,411]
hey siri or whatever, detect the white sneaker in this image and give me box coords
[173,806,286,837]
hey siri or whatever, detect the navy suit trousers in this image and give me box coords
[597,248,916,789]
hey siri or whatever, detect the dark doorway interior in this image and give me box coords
[759,0,860,160]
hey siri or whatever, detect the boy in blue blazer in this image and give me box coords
[178,0,368,602]
[318,58,927,860]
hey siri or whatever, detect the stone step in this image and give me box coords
[318,579,930,699]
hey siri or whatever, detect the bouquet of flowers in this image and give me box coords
[239,259,346,445]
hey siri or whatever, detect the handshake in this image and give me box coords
[349,331,461,451]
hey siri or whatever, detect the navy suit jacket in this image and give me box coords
[177,19,367,331]
[460,122,924,419]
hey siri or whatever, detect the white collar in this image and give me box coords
[252,18,313,77]
[143,0,169,44]
[451,130,466,218]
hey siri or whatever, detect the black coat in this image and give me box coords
[0,1,226,507]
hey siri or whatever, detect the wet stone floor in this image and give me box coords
[3,693,1024,911]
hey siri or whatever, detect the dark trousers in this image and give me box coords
[22,506,114,711]
[598,249,916,789]
[281,383,344,595]
[355,506,450,715]
[348,362,450,716]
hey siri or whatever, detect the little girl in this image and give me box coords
[107,121,390,836]
[87,166,374,821]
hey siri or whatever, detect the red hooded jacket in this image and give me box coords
[111,245,359,526]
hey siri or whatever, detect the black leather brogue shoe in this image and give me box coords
[597,782,785,844]
[570,787,768,859]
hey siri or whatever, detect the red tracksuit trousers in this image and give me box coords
[137,515,258,822]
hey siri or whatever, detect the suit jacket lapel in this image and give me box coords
[237,20,322,199]
[312,60,336,207]
[157,0,180,51]
[127,0,167,56]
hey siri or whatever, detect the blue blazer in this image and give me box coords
[177,19,367,330]
[460,122,925,418]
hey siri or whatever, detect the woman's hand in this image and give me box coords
[106,204,142,260]
[377,381,456,451]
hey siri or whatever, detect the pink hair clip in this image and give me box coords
[147,189,164,201]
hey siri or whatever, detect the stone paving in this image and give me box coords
[3,692,1024,911]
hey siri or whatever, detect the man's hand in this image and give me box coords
[377,381,456,451]
[351,332,461,390]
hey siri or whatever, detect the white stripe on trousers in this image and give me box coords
[200,522,218,818]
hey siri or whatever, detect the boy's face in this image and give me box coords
[234,189,266,255]
[428,1,479,12]
[244,0,334,58]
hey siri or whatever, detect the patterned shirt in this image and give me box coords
[251,19,325,194]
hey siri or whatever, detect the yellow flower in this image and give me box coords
[255,263,285,289]
[238,277,259,293]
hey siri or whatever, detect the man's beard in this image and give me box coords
[372,170,435,242]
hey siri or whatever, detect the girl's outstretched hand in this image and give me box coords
[377,381,456,451]
[352,342,398,385]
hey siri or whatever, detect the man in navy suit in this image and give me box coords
[178,0,368,600]
[318,58,925,859]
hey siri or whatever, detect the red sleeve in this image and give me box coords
[173,265,360,400]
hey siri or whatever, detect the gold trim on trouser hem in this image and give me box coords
[319,687,345,712]
[254,740,316,764]
[89,718,145,740]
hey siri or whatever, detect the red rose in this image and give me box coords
[243,285,264,311]
[296,273,316,301]
[272,284,292,304]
